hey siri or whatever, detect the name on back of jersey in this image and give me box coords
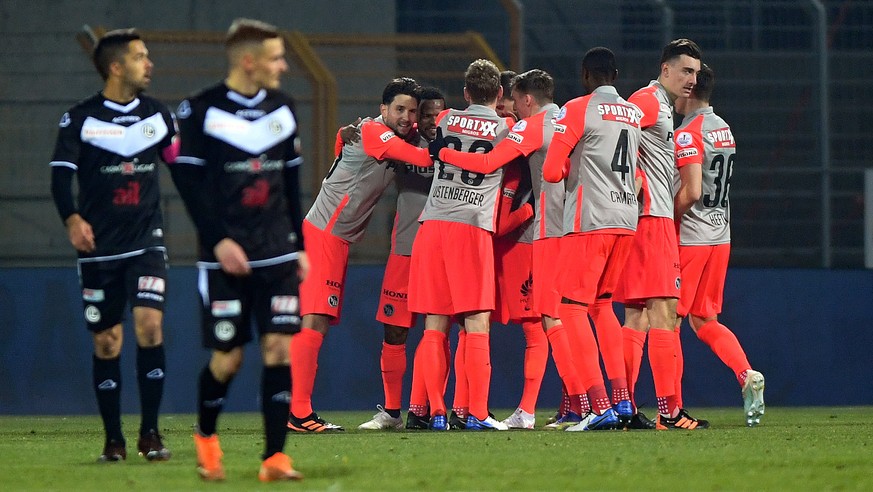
[446,115,498,139]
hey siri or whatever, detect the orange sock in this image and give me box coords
[674,326,684,409]
[381,342,406,410]
[546,324,585,395]
[696,320,751,385]
[647,328,677,415]
[622,327,647,405]
[465,332,491,420]
[518,321,547,413]
[416,330,448,416]
[408,342,428,416]
[558,302,605,391]
[289,328,323,418]
[590,300,629,402]
[452,330,468,415]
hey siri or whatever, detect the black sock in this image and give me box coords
[137,345,165,436]
[385,408,401,418]
[198,366,230,436]
[262,365,291,460]
[93,355,124,443]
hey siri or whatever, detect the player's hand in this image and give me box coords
[65,213,96,253]
[214,238,251,276]
[428,127,447,160]
[339,118,362,145]
[296,250,310,281]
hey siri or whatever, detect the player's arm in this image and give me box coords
[494,161,534,237]
[361,120,433,167]
[673,123,705,222]
[542,101,586,183]
[335,117,364,157]
[159,109,180,163]
[49,110,96,253]
[627,91,659,129]
[437,134,528,175]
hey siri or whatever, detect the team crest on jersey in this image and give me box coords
[379,130,395,143]
[328,295,339,308]
[269,119,283,134]
[176,100,192,119]
[59,112,71,128]
[512,120,527,132]
[446,115,499,140]
[676,131,693,147]
[556,106,568,121]
[383,304,394,317]
[85,305,101,323]
[141,123,156,139]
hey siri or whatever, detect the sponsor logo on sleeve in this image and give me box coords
[380,130,395,143]
[676,148,698,159]
[556,106,567,121]
[512,120,527,132]
[553,123,567,134]
[676,131,693,147]
[507,132,523,144]
[211,299,242,317]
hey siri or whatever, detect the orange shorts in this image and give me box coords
[493,238,537,324]
[558,233,634,305]
[299,219,349,323]
[676,243,730,318]
[375,253,418,327]
[614,216,680,304]
[409,220,495,315]
[532,237,562,318]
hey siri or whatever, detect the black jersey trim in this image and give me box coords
[76,246,166,263]
[195,251,299,270]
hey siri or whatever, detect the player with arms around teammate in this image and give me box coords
[290,77,432,433]
[617,38,704,429]
[171,19,304,482]
[542,47,642,431]
[410,59,513,431]
[50,28,175,463]
[673,64,765,427]
[358,87,445,430]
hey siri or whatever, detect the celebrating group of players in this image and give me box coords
[49,17,765,483]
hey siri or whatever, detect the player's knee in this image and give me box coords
[210,349,244,380]
[133,308,163,346]
[93,326,122,357]
[383,325,408,345]
[261,334,291,366]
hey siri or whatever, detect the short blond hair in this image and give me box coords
[464,59,501,104]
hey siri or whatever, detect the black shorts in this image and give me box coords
[77,248,168,333]
[198,259,301,351]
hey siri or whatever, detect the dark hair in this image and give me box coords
[692,63,715,102]
[582,47,618,82]
[464,59,501,104]
[500,70,517,99]
[382,77,421,105]
[510,69,554,103]
[225,18,281,50]
[660,38,702,64]
[92,28,141,81]
[418,86,445,103]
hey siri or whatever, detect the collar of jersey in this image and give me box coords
[226,89,267,108]
[103,97,141,113]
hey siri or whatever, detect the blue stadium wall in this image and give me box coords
[1,266,871,415]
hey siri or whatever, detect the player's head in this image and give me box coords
[676,63,714,115]
[658,38,702,101]
[463,59,501,106]
[510,69,554,119]
[225,18,288,90]
[380,77,421,137]
[417,86,446,142]
[496,70,518,118]
[93,29,152,92]
[581,47,618,93]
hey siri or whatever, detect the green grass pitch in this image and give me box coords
[2,407,872,491]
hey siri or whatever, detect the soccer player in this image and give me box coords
[357,87,445,430]
[171,19,304,481]
[409,58,513,431]
[50,28,175,463]
[290,77,433,433]
[434,69,592,429]
[542,46,641,431]
[617,38,705,430]
[673,64,766,427]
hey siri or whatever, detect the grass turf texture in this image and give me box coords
[1,407,872,491]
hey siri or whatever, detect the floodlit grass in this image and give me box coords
[1,407,872,491]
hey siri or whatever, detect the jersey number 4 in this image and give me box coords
[437,136,492,186]
[610,129,630,184]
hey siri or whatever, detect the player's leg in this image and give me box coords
[128,250,170,460]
